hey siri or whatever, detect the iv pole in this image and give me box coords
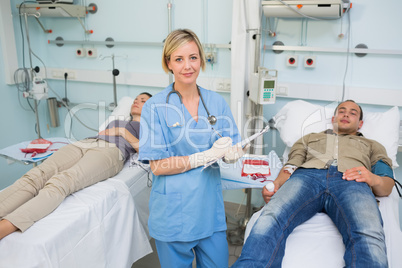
[227,2,264,245]
[167,1,174,84]
[236,28,263,234]
[99,54,127,110]
[23,12,42,140]
[111,54,119,109]
[245,28,263,220]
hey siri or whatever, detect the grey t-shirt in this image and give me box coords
[91,120,140,160]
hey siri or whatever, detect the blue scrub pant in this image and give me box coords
[155,231,228,268]
[232,167,387,268]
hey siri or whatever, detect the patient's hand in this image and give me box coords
[342,166,394,197]
[98,127,124,137]
[342,166,376,185]
[262,183,277,204]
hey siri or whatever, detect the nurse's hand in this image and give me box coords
[222,143,250,164]
[188,137,232,169]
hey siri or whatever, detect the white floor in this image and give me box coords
[132,202,249,268]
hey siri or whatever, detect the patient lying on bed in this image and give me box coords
[232,100,396,268]
[0,92,151,240]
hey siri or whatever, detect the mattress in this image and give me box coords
[0,160,153,268]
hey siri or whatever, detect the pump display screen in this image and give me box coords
[264,80,275,89]
[263,80,275,102]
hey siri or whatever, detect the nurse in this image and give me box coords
[139,29,246,267]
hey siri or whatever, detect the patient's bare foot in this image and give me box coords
[0,219,18,239]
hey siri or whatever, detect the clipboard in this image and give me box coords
[202,125,270,170]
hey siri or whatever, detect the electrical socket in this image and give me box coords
[87,48,97,58]
[66,70,75,79]
[286,55,298,67]
[304,56,316,68]
[76,48,86,57]
[51,69,75,79]
[224,82,231,91]
[215,79,230,91]
[276,86,288,96]
[217,82,225,91]
[52,71,63,78]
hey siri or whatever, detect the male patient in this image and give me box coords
[232,100,394,268]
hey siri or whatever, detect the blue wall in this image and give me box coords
[1,0,234,189]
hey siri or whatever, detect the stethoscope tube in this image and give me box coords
[166,84,217,126]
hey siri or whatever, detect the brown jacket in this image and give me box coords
[286,129,392,173]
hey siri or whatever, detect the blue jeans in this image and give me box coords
[232,167,388,268]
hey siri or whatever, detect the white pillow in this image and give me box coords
[273,100,399,168]
[359,106,400,168]
[98,96,133,131]
[273,100,332,147]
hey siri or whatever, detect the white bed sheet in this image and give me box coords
[0,161,153,268]
[244,187,402,268]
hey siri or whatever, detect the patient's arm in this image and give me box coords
[98,127,139,151]
[0,219,18,240]
[119,129,140,152]
[262,167,291,203]
[342,166,394,197]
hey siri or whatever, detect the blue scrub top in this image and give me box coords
[139,84,241,242]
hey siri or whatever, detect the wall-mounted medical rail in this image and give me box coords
[48,40,402,56]
[47,39,232,49]
[266,45,402,56]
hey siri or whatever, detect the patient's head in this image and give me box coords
[332,100,363,135]
[334,100,363,121]
[131,92,152,121]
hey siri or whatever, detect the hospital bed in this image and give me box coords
[241,100,402,267]
[0,97,153,267]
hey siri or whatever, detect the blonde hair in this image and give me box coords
[162,29,206,74]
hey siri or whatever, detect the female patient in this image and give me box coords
[0,92,151,240]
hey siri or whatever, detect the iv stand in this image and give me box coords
[99,54,127,110]
[24,12,41,140]
[227,28,263,246]
[167,1,174,85]
[241,27,263,227]
[111,55,119,110]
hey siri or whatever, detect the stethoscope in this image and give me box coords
[166,84,219,134]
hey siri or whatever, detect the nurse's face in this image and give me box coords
[167,41,201,87]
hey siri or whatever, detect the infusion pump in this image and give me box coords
[248,67,277,105]
[23,77,48,100]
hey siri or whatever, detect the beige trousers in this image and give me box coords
[0,139,124,232]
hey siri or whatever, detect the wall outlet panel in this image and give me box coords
[76,48,86,57]
[286,55,298,67]
[304,56,316,68]
[86,48,97,58]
